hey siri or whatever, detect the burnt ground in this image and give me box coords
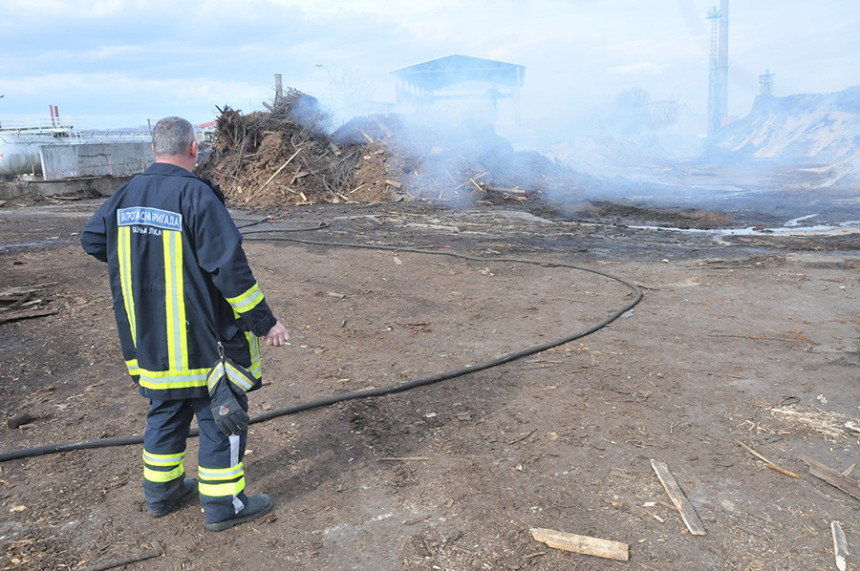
[0,191,859,570]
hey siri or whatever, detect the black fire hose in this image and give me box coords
[0,233,642,463]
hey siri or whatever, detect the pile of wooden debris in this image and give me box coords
[0,285,57,325]
[195,91,369,208]
[195,88,590,210]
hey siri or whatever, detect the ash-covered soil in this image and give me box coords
[1,196,859,570]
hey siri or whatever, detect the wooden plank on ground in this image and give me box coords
[650,458,706,536]
[529,528,629,561]
[801,456,860,501]
[0,307,58,324]
[0,285,48,297]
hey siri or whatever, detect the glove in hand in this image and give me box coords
[209,378,249,436]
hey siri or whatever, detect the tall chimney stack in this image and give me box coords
[718,0,729,121]
[707,0,729,137]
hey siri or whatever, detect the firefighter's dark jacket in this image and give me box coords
[81,162,276,400]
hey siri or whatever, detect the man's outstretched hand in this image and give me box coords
[264,320,290,346]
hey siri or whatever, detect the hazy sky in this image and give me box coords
[0,0,856,132]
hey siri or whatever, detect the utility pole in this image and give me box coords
[274,73,283,107]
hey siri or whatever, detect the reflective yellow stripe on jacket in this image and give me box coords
[245,331,262,379]
[119,226,207,390]
[117,226,137,345]
[126,359,209,390]
[225,284,265,315]
[163,229,188,372]
[206,359,257,393]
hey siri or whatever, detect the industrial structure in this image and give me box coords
[391,55,525,124]
[0,106,152,179]
[707,0,729,137]
[759,69,775,97]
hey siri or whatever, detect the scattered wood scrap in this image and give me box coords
[529,528,629,562]
[831,521,849,571]
[7,412,38,429]
[0,285,51,297]
[801,456,860,501]
[707,332,807,343]
[0,308,58,324]
[771,406,852,440]
[0,286,57,324]
[77,540,163,571]
[650,458,706,536]
[736,440,799,478]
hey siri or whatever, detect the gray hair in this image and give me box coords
[152,116,195,156]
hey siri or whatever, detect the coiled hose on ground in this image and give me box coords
[0,223,642,462]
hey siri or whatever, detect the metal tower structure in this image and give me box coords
[707,0,729,137]
[759,69,775,96]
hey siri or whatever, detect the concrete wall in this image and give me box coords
[40,142,154,180]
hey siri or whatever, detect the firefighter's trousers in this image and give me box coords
[142,395,251,523]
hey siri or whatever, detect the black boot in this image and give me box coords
[147,478,199,517]
[204,494,272,531]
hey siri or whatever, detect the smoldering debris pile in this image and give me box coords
[195,89,590,210]
[194,92,371,208]
[334,114,591,205]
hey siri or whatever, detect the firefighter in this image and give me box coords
[81,116,289,531]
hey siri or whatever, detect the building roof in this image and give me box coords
[392,54,525,92]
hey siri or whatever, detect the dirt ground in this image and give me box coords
[1,193,859,570]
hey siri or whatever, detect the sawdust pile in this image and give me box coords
[195,89,587,210]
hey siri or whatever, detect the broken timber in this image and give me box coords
[801,456,860,501]
[650,458,706,536]
[529,528,629,561]
[257,148,302,194]
[0,286,56,324]
[0,308,58,324]
[0,285,51,296]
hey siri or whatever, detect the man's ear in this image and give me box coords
[190,140,198,158]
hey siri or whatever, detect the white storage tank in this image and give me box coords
[0,126,78,176]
